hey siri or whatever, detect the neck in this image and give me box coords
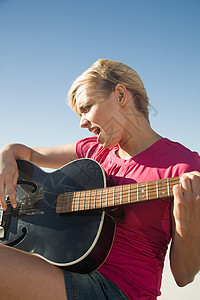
[117,123,162,160]
[56,176,179,214]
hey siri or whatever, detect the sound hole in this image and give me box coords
[7,227,27,247]
[17,180,37,193]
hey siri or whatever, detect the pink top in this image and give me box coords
[76,137,200,299]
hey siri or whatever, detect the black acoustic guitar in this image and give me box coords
[0,159,179,273]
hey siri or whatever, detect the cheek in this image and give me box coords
[91,107,108,124]
[91,100,118,127]
[103,109,122,129]
[102,118,123,146]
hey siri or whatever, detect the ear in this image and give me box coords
[114,84,127,106]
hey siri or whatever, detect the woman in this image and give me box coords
[0,59,200,299]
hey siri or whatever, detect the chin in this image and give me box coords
[98,139,109,148]
[98,134,119,148]
[102,140,118,149]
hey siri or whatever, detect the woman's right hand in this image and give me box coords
[0,145,19,210]
[0,142,77,210]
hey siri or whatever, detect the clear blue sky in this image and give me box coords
[0,0,200,298]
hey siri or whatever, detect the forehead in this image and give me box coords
[76,88,104,112]
[76,90,91,110]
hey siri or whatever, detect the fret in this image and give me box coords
[62,194,65,212]
[77,191,81,211]
[113,186,116,206]
[120,185,123,205]
[140,183,146,200]
[167,178,170,196]
[88,190,92,209]
[65,194,69,212]
[159,179,168,197]
[156,180,159,198]
[84,190,90,210]
[128,184,131,203]
[114,186,121,205]
[137,183,139,201]
[72,192,75,212]
[84,191,87,210]
[76,192,80,211]
[66,193,70,211]
[147,181,155,200]
[101,189,106,208]
[106,188,108,207]
[90,189,95,209]
[78,191,84,211]
[61,194,65,212]
[94,189,97,209]
[146,182,149,200]
[86,190,89,209]
[100,188,103,208]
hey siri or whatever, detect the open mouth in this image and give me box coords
[89,127,100,136]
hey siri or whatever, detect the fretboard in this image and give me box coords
[56,177,180,214]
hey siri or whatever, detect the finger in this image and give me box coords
[12,170,19,189]
[173,183,183,201]
[172,184,184,221]
[189,175,200,201]
[0,182,7,210]
[181,171,200,182]
[12,172,19,208]
[6,181,17,208]
[181,172,200,197]
[180,175,192,198]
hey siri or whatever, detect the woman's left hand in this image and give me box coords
[170,171,200,286]
[173,171,200,239]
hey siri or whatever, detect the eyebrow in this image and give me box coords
[77,98,93,114]
[78,104,84,112]
[76,92,95,115]
[76,104,85,116]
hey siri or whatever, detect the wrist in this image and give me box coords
[3,143,32,161]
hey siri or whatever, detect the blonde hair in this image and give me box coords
[67,59,149,121]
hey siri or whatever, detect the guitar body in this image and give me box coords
[0,159,116,273]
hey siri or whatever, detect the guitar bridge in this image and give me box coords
[18,193,43,216]
[16,180,43,216]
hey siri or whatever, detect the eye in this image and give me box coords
[83,105,91,113]
[78,104,92,117]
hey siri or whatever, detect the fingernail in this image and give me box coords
[3,205,7,211]
[12,202,17,208]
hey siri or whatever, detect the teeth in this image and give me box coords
[91,128,100,135]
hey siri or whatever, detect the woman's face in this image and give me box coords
[76,89,124,148]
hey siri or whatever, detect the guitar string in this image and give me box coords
[3,178,180,207]
[1,178,180,216]
[4,176,180,208]
[4,177,180,206]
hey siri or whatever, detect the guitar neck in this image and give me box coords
[56,177,180,214]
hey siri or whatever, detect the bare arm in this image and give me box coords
[0,142,77,210]
[30,143,77,169]
[170,171,200,286]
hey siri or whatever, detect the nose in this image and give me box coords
[80,116,90,128]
